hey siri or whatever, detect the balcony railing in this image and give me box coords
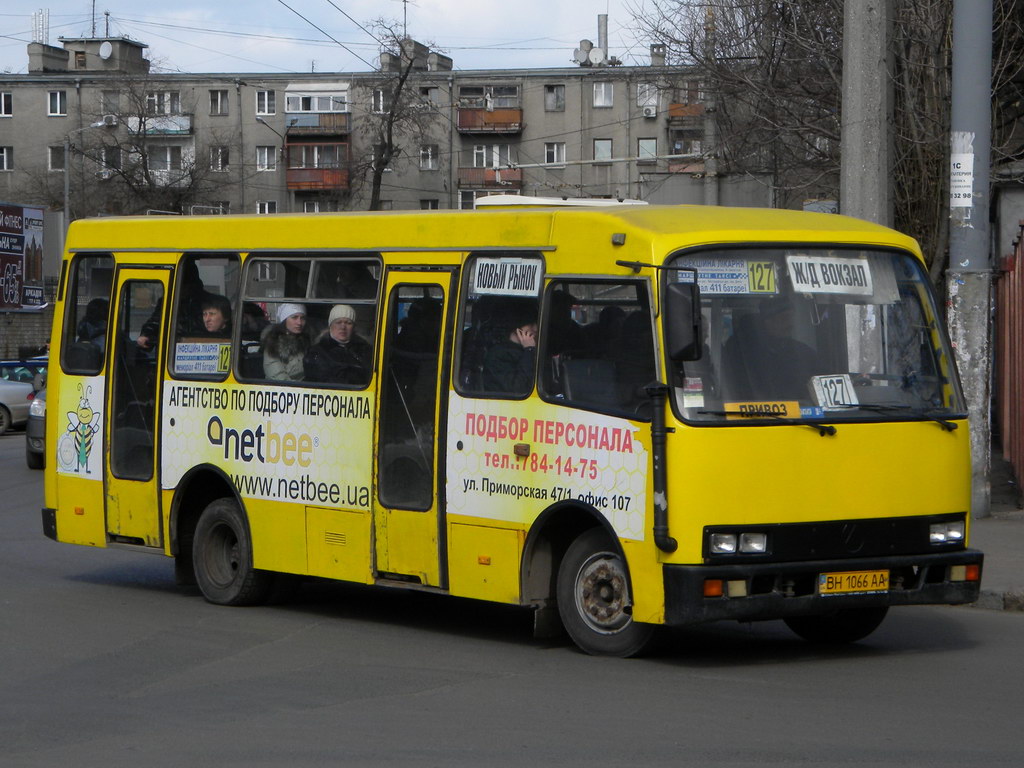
[286,167,350,191]
[457,108,524,133]
[457,167,523,188]
[285,113,351,135]
[668,103,705,120]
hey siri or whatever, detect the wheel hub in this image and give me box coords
[576,553,631,633]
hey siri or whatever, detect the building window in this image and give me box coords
[420,144,439,171]
[74,51,87,69]
[49,145,65,171]
[285,92,347,113]
[288,143,341,169]
[102,146,121,170]
[491,86,519,108]
[372,88,392,114]
[0,92,12,117]
[373,144,393,172]
[0,147,11,170]
[146,91,180,115]
[637,83,659,108]
[379,200,393,211]
[544,84,565,112]
[593,82,613,108]
[148,145,182,171]
[638,138,658,163]
[458,86,485,108]
[210,146,229,171]
[256,90,276,115]
[420,199,439,210]
[671,129,702,157]
[256,145,277,171]
[419,86,440,107]
[210,90,229,115]
[594,139,613,163]
[257,200,278,215]
[544,142,566,166]
[473,144,510,169]
[304,201,322,213]
[48,90,67,116]
[101,90,119,115]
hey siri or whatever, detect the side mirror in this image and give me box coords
[665,280,702,361]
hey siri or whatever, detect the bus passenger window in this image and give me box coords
[63,254,114,375]
[540,279,657,417]
[457,253,543,398]
[169,253,240,379]
[240,255,380,386]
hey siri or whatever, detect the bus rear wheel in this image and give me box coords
[193,498,273,606]
[556,528,656,657]
[784,606,889,644]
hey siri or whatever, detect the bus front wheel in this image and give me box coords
[193,498,273,606]
[556,528,656,657]
[784,606,889,644]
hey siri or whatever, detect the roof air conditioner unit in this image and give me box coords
[642,106,657,118]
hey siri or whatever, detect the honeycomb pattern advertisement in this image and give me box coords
[446,394,649,541]
[161,383,374,509]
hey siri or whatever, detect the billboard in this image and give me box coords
[0,202,45,310]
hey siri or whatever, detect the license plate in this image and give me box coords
[818,570,889,595]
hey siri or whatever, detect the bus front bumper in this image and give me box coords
[662,549,983,625]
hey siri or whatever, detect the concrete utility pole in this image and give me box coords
[839,0,893,226]
[948,0,994,518]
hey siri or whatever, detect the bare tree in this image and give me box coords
[628,0,1024,278]
[349,26,445,211]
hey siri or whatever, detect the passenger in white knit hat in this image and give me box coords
[304,304,372,385]
[261,303,312,381]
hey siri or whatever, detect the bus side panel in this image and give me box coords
[52,475,108,547]
[447,522,524,604]
[306,506,374,584]
[247,498,307,574]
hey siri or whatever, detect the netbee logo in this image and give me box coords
[206,415,315,467]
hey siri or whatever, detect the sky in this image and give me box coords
[0,1,651,75]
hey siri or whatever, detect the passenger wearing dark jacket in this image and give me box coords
[482,307,537,394]
[303,304,372,385]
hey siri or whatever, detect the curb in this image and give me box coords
[969,589,1024,612]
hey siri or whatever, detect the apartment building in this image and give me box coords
[0,34,775,227]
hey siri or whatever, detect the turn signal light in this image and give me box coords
[703,579,724,597]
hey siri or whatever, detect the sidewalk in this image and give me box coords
[968,453,1024,611]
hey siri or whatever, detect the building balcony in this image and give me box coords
[286,167,350,191]
[457,108,523,134]
[668,103,705,122]
[285,112,350,135]
[126,113,192,135]
[457,167,523,188]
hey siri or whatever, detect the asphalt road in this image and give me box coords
[2,429,1022,768]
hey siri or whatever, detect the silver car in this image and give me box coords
[0,360,46,436]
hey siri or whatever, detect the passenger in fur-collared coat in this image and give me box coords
[262,303,315,381]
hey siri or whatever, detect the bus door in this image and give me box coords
[104,267,170,548]
[374,268,456,587]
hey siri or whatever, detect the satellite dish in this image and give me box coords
[99,41,113,60]
[588,48,606,65]
[573,39,593,65]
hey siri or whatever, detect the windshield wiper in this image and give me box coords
[828,402,959,431]
[697,410,837,436]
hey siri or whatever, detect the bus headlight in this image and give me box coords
[930,521,965,544]
[739,532,768,553]
[710,533,737,554]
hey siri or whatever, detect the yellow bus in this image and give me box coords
[41,204,983,656]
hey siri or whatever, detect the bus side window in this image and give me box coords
[541,280,656,416]
[169,253,240,380]
[63,253,114,375]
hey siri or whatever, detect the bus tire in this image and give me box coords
[556,527,656,657]
[784,606,889,644]
[193,498,273,606]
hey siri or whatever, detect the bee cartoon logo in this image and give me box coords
[61,383,101,474]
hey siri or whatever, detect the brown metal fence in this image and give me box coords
[995,220,1024,485]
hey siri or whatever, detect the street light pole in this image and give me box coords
[63,118,113,238]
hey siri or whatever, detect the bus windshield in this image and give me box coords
[667,246,966,424]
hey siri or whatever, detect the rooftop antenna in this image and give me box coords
[105,10,110,37]
[31,9,50,45]
[91,0,96,37]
